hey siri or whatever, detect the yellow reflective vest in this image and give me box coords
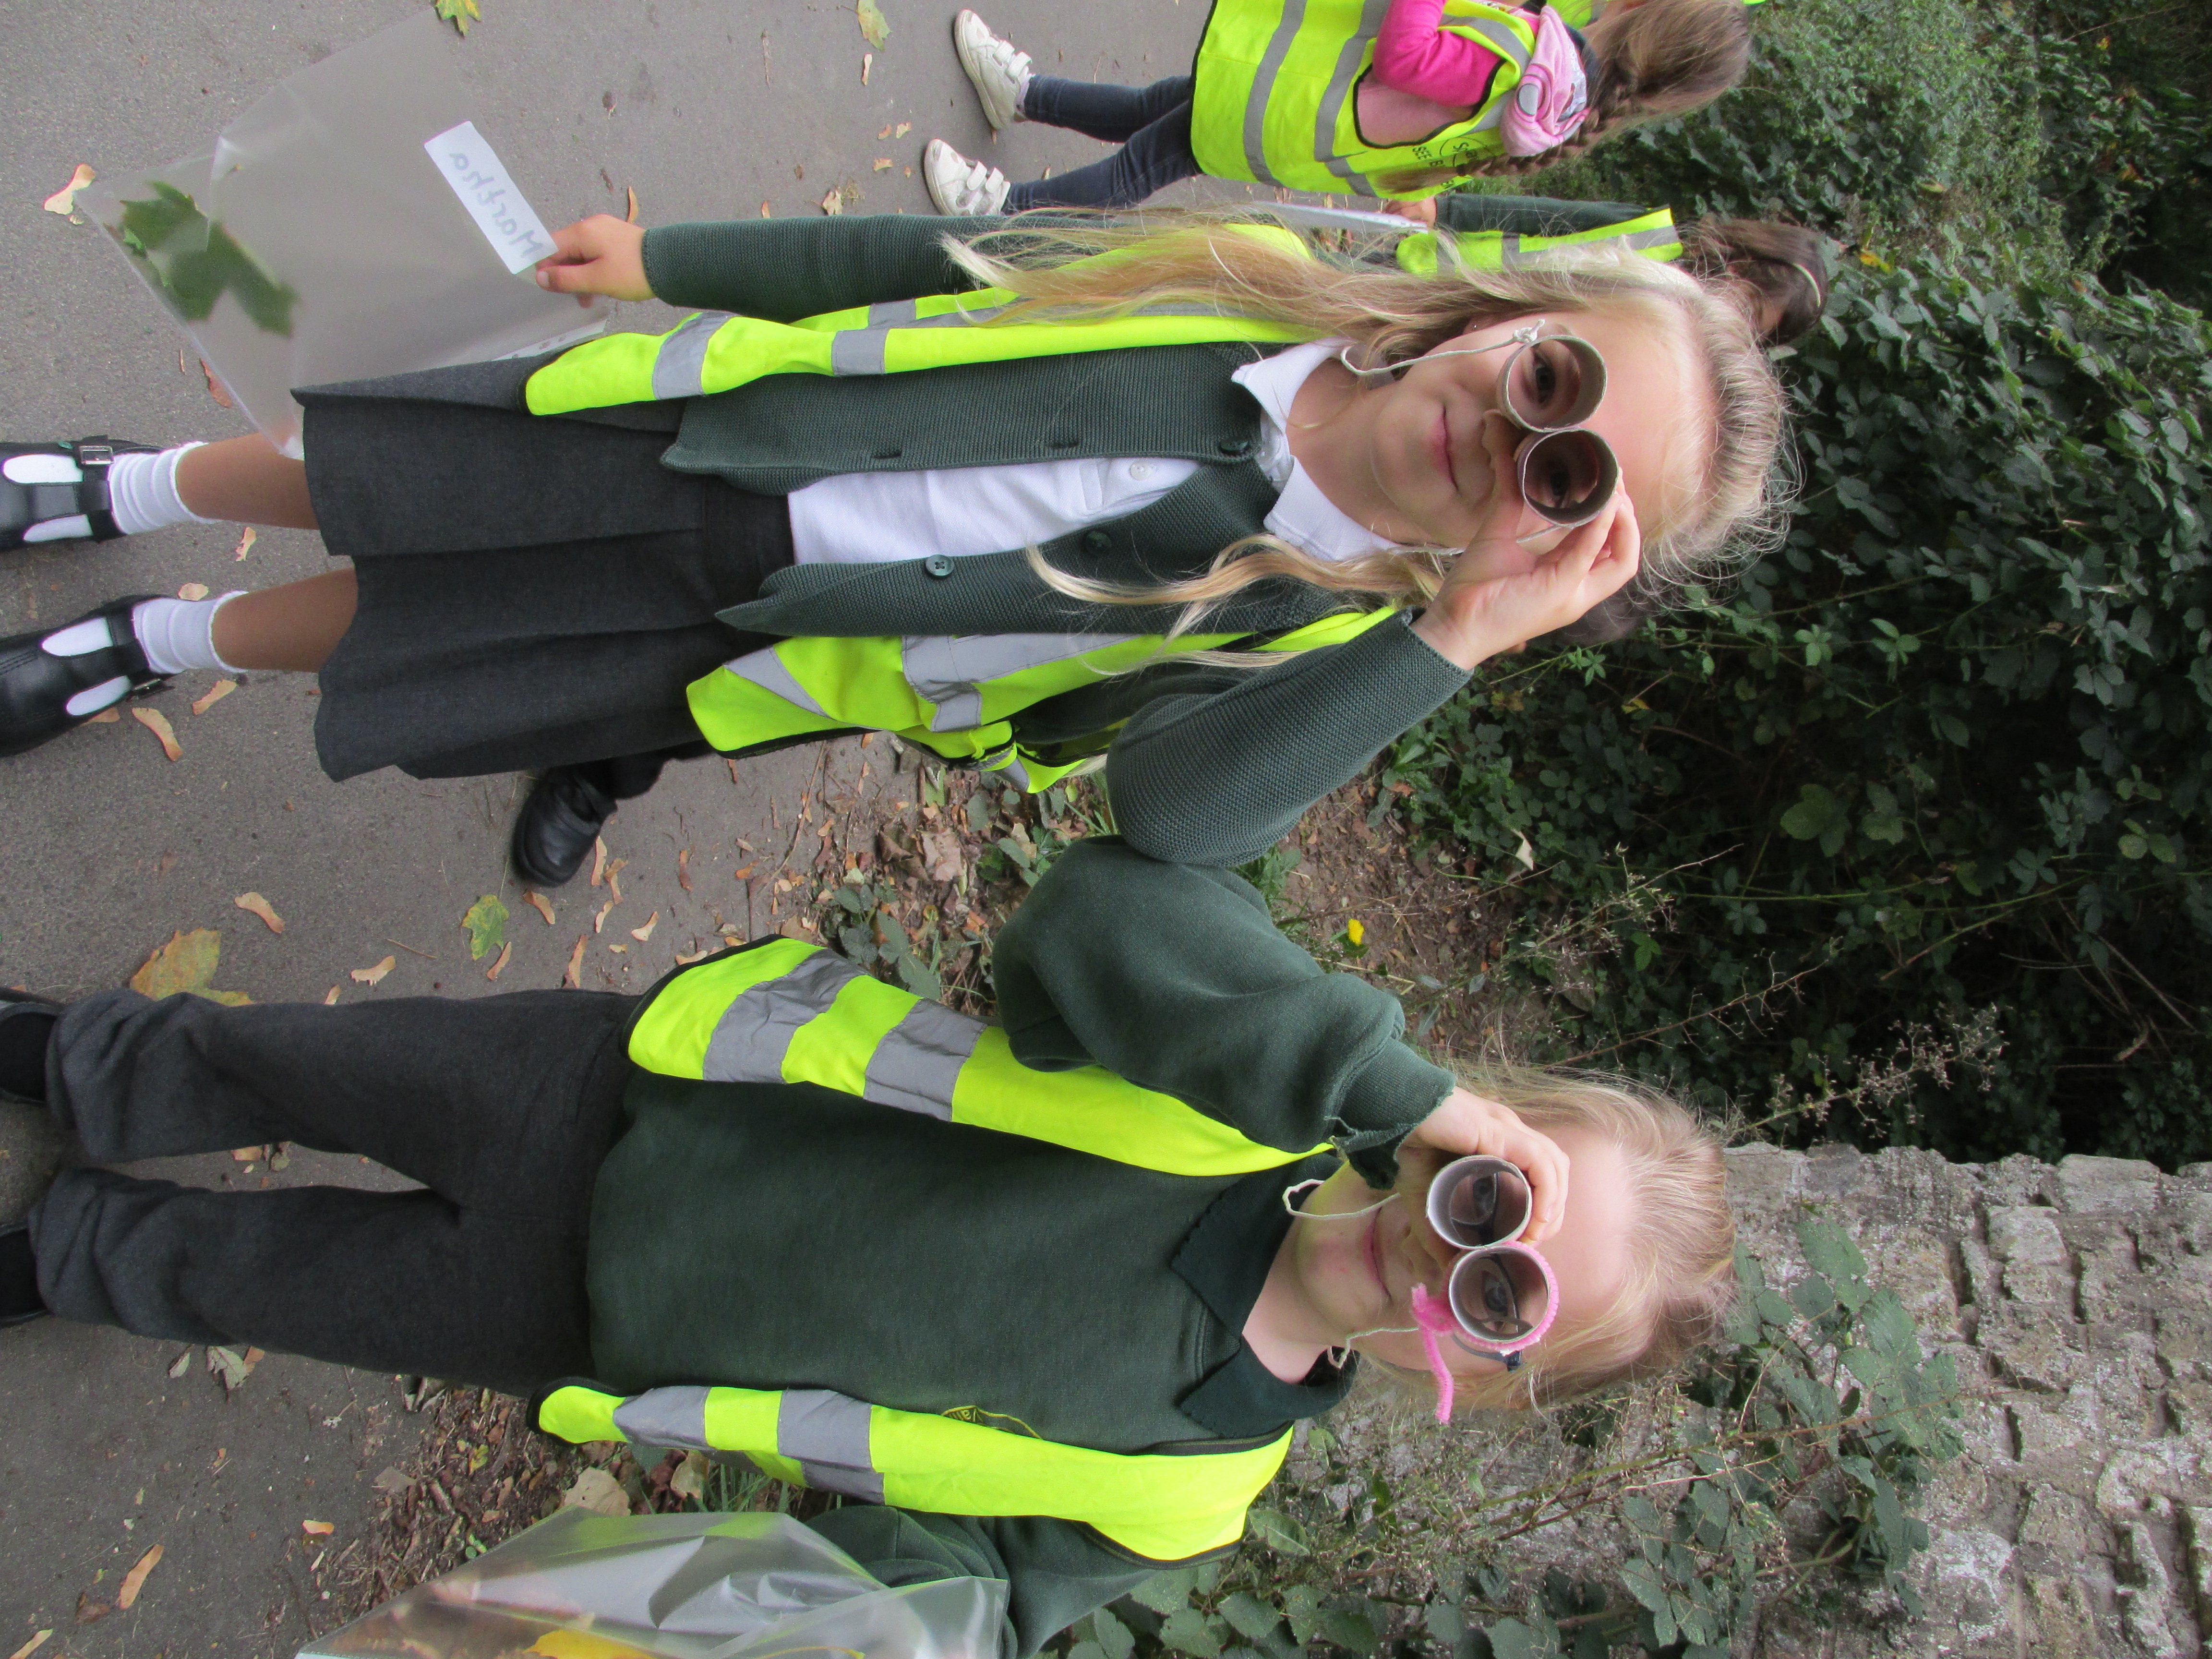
[687,606,1404,793]
[1191,0,1540,199]
[1394,205,1680,275]
[535,938,1333,1563]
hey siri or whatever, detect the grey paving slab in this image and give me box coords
[0,0,1254,1652]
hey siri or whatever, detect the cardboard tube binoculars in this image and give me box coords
[1424,1155,1561,1362]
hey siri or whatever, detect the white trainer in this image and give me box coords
[923,138,1012,216]
[952,9,1032,131]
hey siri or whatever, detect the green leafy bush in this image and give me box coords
[1066,1218,1962,1658]
[1388,256,2212,1164]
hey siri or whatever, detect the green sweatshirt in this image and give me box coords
[582,838,1452,1657]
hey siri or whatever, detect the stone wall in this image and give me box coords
[1714,1143,2212,1657]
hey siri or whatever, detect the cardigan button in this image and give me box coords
[923,554,955,578]
[1082,530,1114,553]
[1217,436,1254,457]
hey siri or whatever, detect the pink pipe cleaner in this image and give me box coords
[1410,1284,1461,1423]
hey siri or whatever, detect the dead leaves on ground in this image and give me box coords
[560,1467,630,1518]
[484,941,512,980]
[177,581,210,601]
[207,1344,263,1392]
[133,707,181,761]
[132,929,250,1005]
[434,0,482,36]
[232,526,256,561]
[563,935,586,988]
[629,909,659,943]
[116,1544,162,1610]
[524,890,556,926]
[857,0,890,48]
[460,894,507,961]
[43,163,94,217]
[201,360,234,409]
[191,678,237,715]
[233,891,284,934]
[350,955,396,986]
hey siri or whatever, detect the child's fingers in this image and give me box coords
[1406,1089,1572,1245]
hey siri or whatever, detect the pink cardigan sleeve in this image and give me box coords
[1373,0,1509,104]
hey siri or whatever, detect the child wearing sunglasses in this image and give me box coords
[0,836,1733,1657]
[0,208,1781,877]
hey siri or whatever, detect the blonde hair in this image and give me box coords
[947,212,1786,645]
[1395,1064,1735,1414]
[1382,0,1754,191]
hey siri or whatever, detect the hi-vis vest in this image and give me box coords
[1394,206,1680,276]
[520,236,1396,794]
[687,606,1402,793]
[1191,0,1541,199]
[534,938,1332,1563]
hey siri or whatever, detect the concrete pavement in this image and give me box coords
[0,0,1243,1651]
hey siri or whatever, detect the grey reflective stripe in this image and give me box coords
[1316,0,1390,196]
[1243,0,1310,183]
[829,302,1014,377]
[902,633,1145,733]
[701,951,864,1082]
[723,645,828,715]
[653,312,732,399]
[1498,232,1523,268]
[778,1389,885,1502]
[864,999,985,1119]
[1621,225,1681,253]
[613,1386,712,1451]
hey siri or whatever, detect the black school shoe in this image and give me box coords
[1,438,160,552]
[0,989,58,1105]
[510,766,620,888]
[0,595,168,759]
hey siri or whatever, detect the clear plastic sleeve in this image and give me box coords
[78,12,603,457]
[297,1508,1008,1659]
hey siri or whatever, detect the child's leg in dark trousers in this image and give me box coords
[1006,76,1201,209]
[28,986,638,1395]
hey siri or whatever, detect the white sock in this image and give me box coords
[108,444,213,537]
[129,593,245,676]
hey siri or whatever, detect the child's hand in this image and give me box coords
[1411,450,1641,670]
[1403,1086,1570,1245]
[1384,198,1440,227]
[535,216,655,303]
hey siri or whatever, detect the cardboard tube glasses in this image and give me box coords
[1338,325,1621,528]
[1422,1154,1561,1369]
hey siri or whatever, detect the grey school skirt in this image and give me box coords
[301,385,792,782]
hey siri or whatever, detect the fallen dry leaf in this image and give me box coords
[201,359,234,409]
[177,581,209,601]
[563,935,586,987]
[607,942,628,955]
[862,51,873,84]
[669,1449,710,1502]
[131,929,250,1005]
[878,123,893,138]
[350,955,396,986]
[231,1146,264,1162]
[525,890,556,926]
[677,847,693,891]
[593,899,615,935]
[9,1631,52,1659]
[485,941,512,981]
[233,892,284,934]
[86,708,120,724]
[732,861,759,880]
[191,678,238,715]
[561,1467,631,1517]
[606,861,626,903]
[895,120,911,138]
[630,909,660,942]
[133,707,182,761]
[232,526,256,561]
[207,1345,258,1392]
[625,185,639,223]
[857,0,890,48]
[43,163,95,216]
[873,157,893,171]
[822,186,845,216]
[75,1597,108,1625]
[301,1520,335,1536]
[117,1544,162,1608]
[921,829,964,882]
[674,943,714,964]
[372,1467,411,1495]
[167,1352,192,1379]
[322,985,340,1005]
[590,837,608,887]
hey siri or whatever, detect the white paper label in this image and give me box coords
[425,120,556,274]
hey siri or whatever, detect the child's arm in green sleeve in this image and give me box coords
[992,837,1450,1183]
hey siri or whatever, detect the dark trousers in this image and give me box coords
[1006,75,1201,210]
[30,986,638,1395]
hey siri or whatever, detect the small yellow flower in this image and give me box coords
[1346,918,1365,946]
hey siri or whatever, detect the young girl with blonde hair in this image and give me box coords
[926,0,1752,214]
[0,204,1781,881]
[0,836,1733,1656]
